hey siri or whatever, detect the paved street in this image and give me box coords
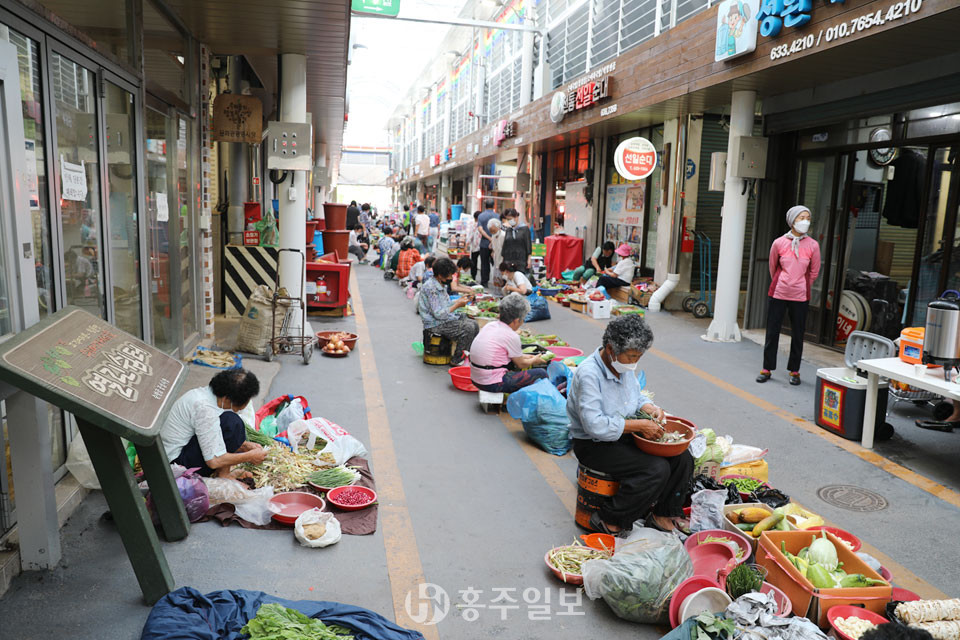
[0,265,957,639]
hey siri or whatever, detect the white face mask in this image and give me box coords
[611,358,639,373]
[794,219,811,234]
[507,219,517,227]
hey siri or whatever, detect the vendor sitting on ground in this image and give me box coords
[595,243,636,290]
[376,227,396,268]
[160,369,267,478]
[396,236,423,280]
[408,254,434,288]
[417,257,480,365]
[449,256,477,295]
[470,293,552,393]
[500,261,533,295]
[567,315,693,535]
[572,241,616,285]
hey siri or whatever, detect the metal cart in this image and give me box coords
[682,230,713,318]
[265,248,316,364]
[887,379,954,421]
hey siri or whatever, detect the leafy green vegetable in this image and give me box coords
[692,612,737,640]
[724,563,763,599]
[240,603,354,639]
[245,425,275,447]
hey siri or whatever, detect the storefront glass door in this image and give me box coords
[914,146,960,324]
[52,52,106,319]
[175,115,197,343]
[145,107,175,353]
[104,81,143,338]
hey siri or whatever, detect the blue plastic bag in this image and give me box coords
[506,378,572,456]
[547,360,573,387]
[525,292,551,322]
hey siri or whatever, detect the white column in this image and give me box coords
[519,0,535,107]
[704,90,757,342]
[278,53,308,330]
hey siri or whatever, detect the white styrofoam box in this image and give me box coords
[587,298,613,319]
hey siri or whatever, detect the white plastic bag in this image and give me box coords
[582,529,693,623]
[293,417,368,464]
[722,444,768,466]
[202,477,275,526]
[285,418,328,454]
[66,434,101,489]
[690,488,728,532]
[276,398,305,434]
[294,508,342,548]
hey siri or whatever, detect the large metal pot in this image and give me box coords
[923,290,960,366]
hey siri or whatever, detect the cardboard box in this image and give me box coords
[722,502,772,555]
[609,287,631,304]
[569,298,587,313]
[587,298,613,319]
[757,530,891,628]
[721,459,769,481]
[695,460,720,480]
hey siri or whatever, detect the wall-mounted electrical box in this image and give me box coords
[709,152,727,191]
[265,121,313,171]
[729,136,768,179]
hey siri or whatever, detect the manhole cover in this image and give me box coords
[817,485,888,512]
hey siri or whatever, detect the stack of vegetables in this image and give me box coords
[694,428,730,469]
[781,532,886,589]
[727,507,787,539]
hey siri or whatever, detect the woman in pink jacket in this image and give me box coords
[757,205,820,386]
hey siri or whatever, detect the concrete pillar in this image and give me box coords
[704,90,757,342]
[470,164,483,214]
[225,56,247,244]
[278,53,308,329]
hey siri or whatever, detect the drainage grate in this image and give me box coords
[817,485,889,512]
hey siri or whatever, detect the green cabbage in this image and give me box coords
[240,604,354,639]
[808,531,839,571]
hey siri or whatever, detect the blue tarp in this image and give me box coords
[141,587,425,640]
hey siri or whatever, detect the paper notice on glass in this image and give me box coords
[25,141,39,208]
[155,193,169,222]
[60,156,88,202]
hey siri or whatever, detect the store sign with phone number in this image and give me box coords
[768,0,924,60]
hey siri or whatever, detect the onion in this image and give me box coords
[342,345,351,353]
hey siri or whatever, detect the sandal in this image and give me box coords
[645,514,676,532]
[588,511,629,538]
[915,419,957,432]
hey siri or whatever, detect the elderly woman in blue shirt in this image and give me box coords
[567,315,693,535]
[417,257,479,365]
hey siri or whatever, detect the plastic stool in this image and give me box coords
[478,390,506,413]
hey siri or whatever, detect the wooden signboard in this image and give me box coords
[212,93,263,144]
[0,307,190,604]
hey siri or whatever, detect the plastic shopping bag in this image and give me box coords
[66,434,100,489]
[506,378,571,456]
[203,476,275,525]
[689,489,728,533]
[524,293,551,322]
[276,398,305,434]
[294,508,342,548]
[146,465,209,523]
[582,529,693,624]
[293,417,369,465]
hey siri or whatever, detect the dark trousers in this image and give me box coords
[470,251,480,279]
[348,245,366,261]
[596,275,629,290]
[573,436,693,528]
[763,297,809,372]
[479,247,493,286]
[173,412,246,477]
[475,368,548,393]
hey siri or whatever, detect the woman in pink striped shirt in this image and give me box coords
[757,206,821,386]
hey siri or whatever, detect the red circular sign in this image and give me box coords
[615,137,658,181]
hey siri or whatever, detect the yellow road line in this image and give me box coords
[649,347,960,510]
[498,413,577,518]
[350,270,440,640]
[511,308,949,598]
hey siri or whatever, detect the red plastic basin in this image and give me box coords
[684,528,751,565]
[269,491,325,526]
[449,366,478,392]
[807,526,862,552]
[327,485,377,511]
[688,541,736,582]
[827,605,888,640]
[547,346,584,358]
